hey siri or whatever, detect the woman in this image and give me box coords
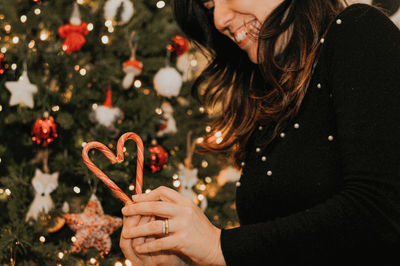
[120,0,400,265]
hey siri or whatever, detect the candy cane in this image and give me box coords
[82,132,144,204]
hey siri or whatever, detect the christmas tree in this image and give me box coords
[0,0,239,264]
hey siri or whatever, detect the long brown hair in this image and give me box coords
[172,0,348,168]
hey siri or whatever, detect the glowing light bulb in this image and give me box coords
[101,35,109,44]
[1,47,6,53]
[125,260,132,266]
[52,105,60,112]
[39,236,46,243]
[205,126,212,132]
[11,64,17,70]
[199,184,206,191]
[73,186,81,194]
[216,137,223,144]
[79,68,86,76]
[5,188,11,195]
[89,258,96,264]
[4,24,11,32]
[92,103,98,110]
[145,189,151,193]
[114,262,122,266]
[40,30,50,41]
[134,80,142,88]
[87,23,94,31]
[172,174,179,180]
[205,176,212,183]
[198,194,205,201]
[20,15,27,23]
[196,137,204,144]
[28,40,35,48]
[201,160,208,168]
[34,8,41,15]
[173,180,181,187]
[155,108,162,115]
[108,26,114,33]
[71,236,77,242]
[105,20,112,27]
[12,36,19,44]
[156,1,166,8]
[215,131,222,137]
[0,105,3,111]
[58,252,64,259]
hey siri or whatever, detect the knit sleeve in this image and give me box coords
[220,4,400,265]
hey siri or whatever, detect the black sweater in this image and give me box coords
[220,4,400,266]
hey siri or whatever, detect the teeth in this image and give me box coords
[235,30,247,43]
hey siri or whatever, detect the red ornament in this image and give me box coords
[168,35,189,56]
[0,53,8,75]
[31,116,58,146]
[148,145,168,173]
[58,23,89,53]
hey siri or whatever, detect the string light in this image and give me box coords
[173,180,181,187]
[87,23,94,31]
[205,176,212,183]
[5,188,11,195]
[89,258,96,264]
[20,15,27,23]
[73,186,81,194]
[196,137,204,144]
[108,26,114,33]
[39,236,46,243]
[205,126,212,132]
[145,189,151,193]
[40,30,50,41]
[4,24,11,33]
[105,20,112,27]
[74,65,80,71]
[155,108,162,115]
[101,35,109,44]
[0,14,4,20]
[52,105,60,112]
[34,8,41,15]
[28,40,35,49]
[199,106,205,113]
[201,160,208,168]
[198,194,205,201]
[129,184,135,191]
[77,0,85,4]
[12,36,19,44]
[57,252,64,259]
[11,64,17,70]
[172,174,179,180]
[156,1,166,8]
[79,68,86,76]
[125,260,132,266]
[0,158,2,163]
[92,103,98,110]
[133,80,142,88]
[216,137,223,144]
[0,105,3,111]
[114,262,123,266]
[71,236,77,242]
[198,184,206,191]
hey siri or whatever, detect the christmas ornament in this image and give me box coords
[217,166,241,186]
[148,145,168,173]
[122,59,142,89]
[0,53,8,75]
[168,35,189,57]
[5,69,38,108]
[31,112,58,146]
[47,216,66,233]
[156,101,177,137]
[64,194,122,253]
[177,131,207,210]
[82,132,144,203]
[153,66,182,98]
[89,88,124,138]
[25,169,59,221]
[104,0,134,25]
[58,3,89,53]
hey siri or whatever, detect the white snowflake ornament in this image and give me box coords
[5,70,38,108]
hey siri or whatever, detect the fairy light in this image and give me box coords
[0,14,4,20]
[215,131,222,137]
[156,1,166,8]
[5,188,11,195]
[71,236,77,242]
[196,137,204,144]
[89,258,97,264]
[145,189,151,193]
[115,262,122,266]
[173,180,181,187]
[129,184,135,191]
[77,0,85,4]
[199,106,205,113]
[11,64,17,70]
[172,174,179,180]
[0,158,2,163]
[198,194,205,201]
[101,35,109,44]
[155,108,162,115]
[1,47,6,53]
[73,186,81,194]
[79,68,86,76]
[39,236,46,243]
[216,137,223,144]
[0,105,3,111]
[198,184,206,191]
[40,30,50,41]
[28,40,35,49]
[34,8,41,15]
[201,160,208,168]
[20,15,27,23]
[92,103,98,110]
[108,26,114,33]
[87,23,94,31]
[205,176,212,183]
[52,105,60,112]
[105,20,112,27]
[12,36,19,44]
[4,24,11,33]
[74,65,80,71]
[205,126,212,132]
[134,80,142,88]
[57,252,64,259]
[125,260,132,266]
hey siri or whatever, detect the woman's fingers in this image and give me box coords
[122,201,179,217]
[135,235,178,254]
[132,186,187,204]
[122,218,173,238]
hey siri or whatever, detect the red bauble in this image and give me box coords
[58,23,89,53]
[0,53,8,75]
[31,116,58,146]
[148,145,168,173]
[168,35,189,56]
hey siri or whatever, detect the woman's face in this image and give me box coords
[203,0,284,63]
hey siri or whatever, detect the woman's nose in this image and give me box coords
[213,1,234,32]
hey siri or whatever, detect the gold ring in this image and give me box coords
[162,220,166,235]
[165,219,169,235]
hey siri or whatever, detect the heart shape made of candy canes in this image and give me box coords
[82,132,144,204]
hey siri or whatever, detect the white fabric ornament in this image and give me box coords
[177,163,207,211]
[5,70,38,109]
[26,169,59,221]
[104,0,134,25]
[153,67,182,98]
[156,101,177,137]
[122,59,143,89]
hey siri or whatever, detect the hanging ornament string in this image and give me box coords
[82,132,144,204]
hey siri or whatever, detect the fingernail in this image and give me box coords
[121,207,127,214]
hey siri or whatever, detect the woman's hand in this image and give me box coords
[121,186,226,266]
[120,208,192,265]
